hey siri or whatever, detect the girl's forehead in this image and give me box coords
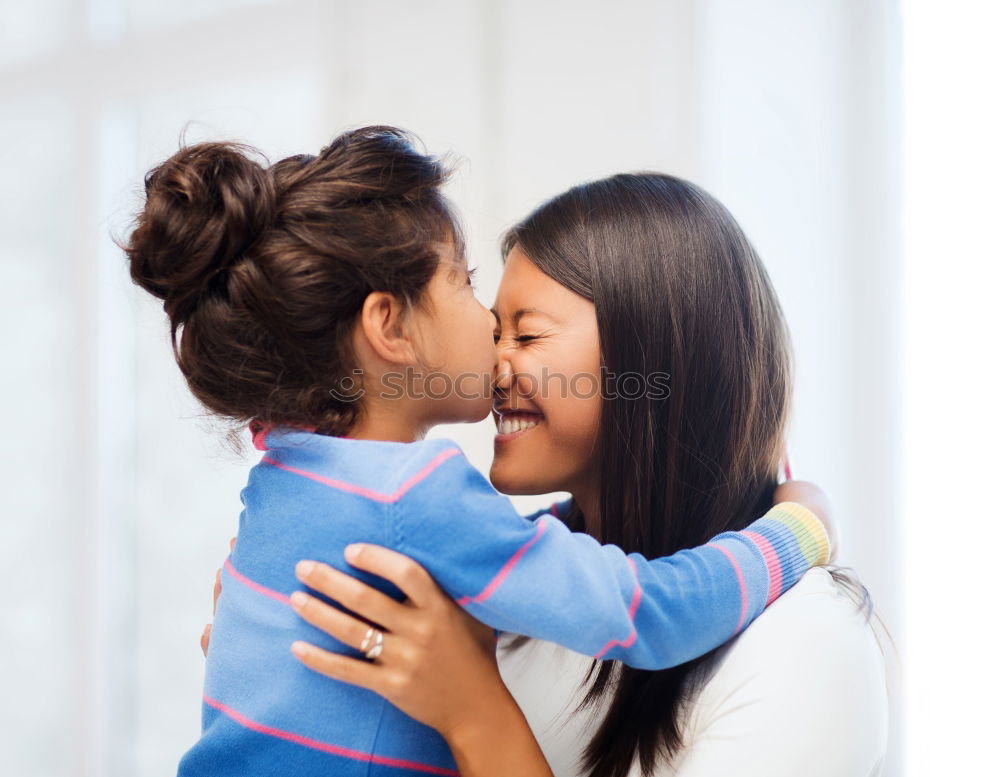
[438,238,467,267]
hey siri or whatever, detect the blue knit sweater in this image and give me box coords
[177,426,829,776]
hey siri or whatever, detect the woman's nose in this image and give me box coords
[493,356,512,389]
[493,343,515,405]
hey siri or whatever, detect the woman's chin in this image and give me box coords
[488,461,552,497]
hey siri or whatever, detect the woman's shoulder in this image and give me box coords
[697,566,887,697]
[731,566,882,657]
[670,567,889,776]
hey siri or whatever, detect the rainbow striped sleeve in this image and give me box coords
[394,440,834,669]
[732,502,831,607]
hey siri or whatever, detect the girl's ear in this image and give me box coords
[358,291,418,366]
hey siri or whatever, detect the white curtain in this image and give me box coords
[0,1,906,775]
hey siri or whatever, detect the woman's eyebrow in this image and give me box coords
[490,307,554,326]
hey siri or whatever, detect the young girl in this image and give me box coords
[124,126,830,777]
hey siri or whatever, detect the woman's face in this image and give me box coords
[489,245,603,502]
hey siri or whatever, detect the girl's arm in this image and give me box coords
[285,543,884,777]
[387,443,830,670]
[289,547,554,777]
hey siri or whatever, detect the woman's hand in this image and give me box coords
[289,544,500,736]
[290,544,554,777]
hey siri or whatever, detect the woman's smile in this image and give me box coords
[493,410,545,442]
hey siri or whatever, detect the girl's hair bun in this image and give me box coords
[122,126,459,440]
[125,142,276,327]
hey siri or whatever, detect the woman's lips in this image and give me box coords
[494,411,544,443]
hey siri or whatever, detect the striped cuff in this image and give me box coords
[740,502,831,605]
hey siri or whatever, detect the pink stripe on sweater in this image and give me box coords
[224,558,290,605]
[250,420,317,451]
[261,448,462,503]
[251,422,269,452]
[743,530,784,605]
[203,694,459,776]
[457,518,549,607]
[593,557,644,659]
[708,543,749,635]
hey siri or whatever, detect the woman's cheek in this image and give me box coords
[490,385,601,495]
[548,395,602,473]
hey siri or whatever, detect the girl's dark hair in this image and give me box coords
[122,126,459,439]
[502,173,869,777]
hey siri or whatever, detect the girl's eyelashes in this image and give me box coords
[465,267,478,287]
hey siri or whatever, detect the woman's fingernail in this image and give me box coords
[344,544,362,560]
[291,641,308,658]
[296,560,315,578]
[290,591,308,609]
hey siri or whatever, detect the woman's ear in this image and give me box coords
[357,291,417,366]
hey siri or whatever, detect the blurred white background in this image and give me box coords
[1,1,997,776]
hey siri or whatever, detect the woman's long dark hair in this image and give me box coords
[502,173,800,777]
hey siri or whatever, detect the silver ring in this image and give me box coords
[364,630,384,660]
[359,627,376,653]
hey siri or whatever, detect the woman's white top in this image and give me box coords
[497,568,888,777]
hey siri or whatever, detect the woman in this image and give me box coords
[211,173,888,776]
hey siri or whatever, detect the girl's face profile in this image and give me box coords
[489,245,603,500]
[408,241,498,427]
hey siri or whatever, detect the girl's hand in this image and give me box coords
[200,537,235,657]
[288,544,504,739]
[774,480,838,562]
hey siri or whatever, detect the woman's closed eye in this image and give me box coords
[493,332,543,345]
